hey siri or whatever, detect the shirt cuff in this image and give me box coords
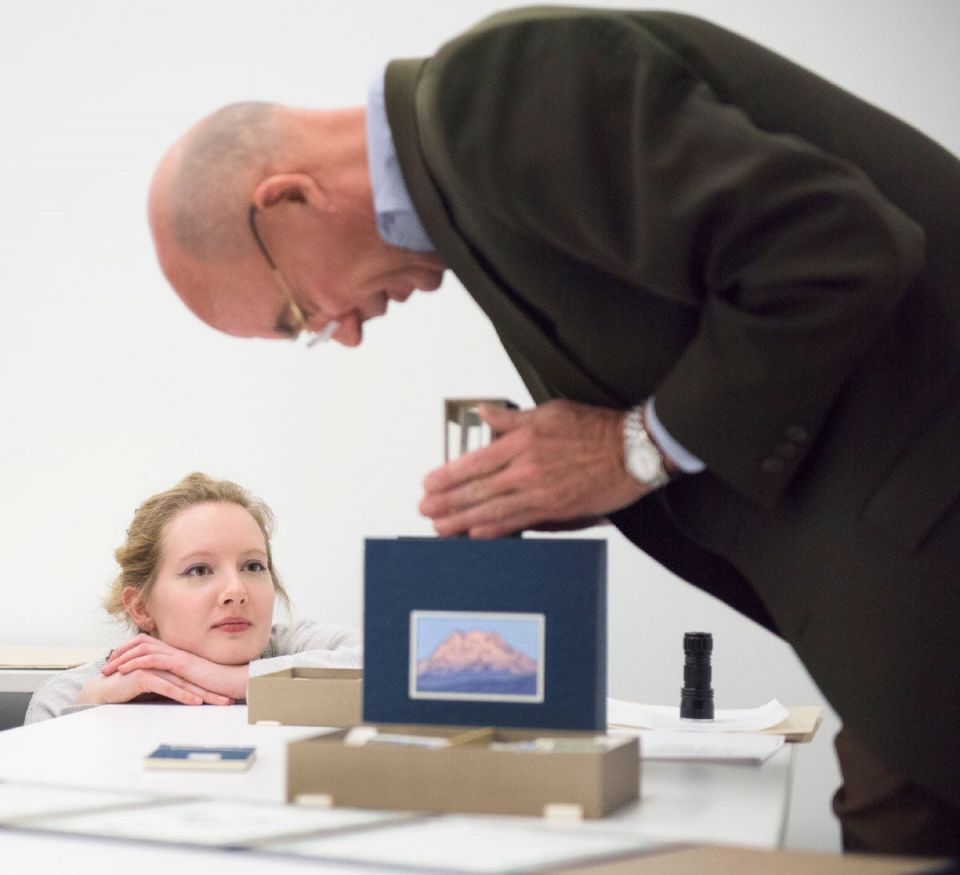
[645,397,706,474]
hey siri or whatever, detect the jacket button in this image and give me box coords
[761,457,785,474]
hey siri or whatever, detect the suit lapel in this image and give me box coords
[386,59,623,410]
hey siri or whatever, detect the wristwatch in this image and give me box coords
[623,405,671,489]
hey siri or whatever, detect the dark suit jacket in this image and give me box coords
[385,6,960,803]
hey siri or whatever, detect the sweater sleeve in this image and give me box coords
[23,659,107,724]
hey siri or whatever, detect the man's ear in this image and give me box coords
[121,587,156,633]
[253,173,329,211]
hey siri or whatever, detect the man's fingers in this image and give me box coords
[426,454,567,534]
[529,516,611,532]
[465,504,545,539]
[423,429,522,492]
[423,399,647,536]
[431,490,545,538]
[421,404,534,496]
[476,402,525,433]
[469,515,536,539]
[420,463,520,518]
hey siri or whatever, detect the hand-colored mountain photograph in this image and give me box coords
[410,612,544,701]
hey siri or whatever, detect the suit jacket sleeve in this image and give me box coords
[415,9,925,507]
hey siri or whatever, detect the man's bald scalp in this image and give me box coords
[171,102,279,261]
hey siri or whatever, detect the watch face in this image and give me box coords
[630,443,661,482]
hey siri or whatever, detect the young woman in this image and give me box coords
[25,473,360,722]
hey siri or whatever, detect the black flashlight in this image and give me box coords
[680,631,714,719]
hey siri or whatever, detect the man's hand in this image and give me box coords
[101,633,249,701]
[419,399,652,538]
[76,667,234,707]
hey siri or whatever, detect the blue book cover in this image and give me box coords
[143,745,256,771]
[363,537,606,730]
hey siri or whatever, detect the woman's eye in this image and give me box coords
[243,561,268,573]
[184,564,212,577]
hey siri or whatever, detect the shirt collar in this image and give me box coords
[366,66,435,252]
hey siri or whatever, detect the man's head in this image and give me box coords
[148,102,445,347]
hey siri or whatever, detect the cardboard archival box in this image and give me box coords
[275,537,624,817]
[287,725,639,818]
[247,668,362,727]
[363,538,607,731]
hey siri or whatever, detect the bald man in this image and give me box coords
[149,7,960,856]
[150,102,446,348]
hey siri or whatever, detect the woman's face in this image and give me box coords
[136,501,276,664]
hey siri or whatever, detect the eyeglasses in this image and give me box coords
[247,205,338,346]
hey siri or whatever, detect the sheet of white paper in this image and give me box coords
[608,728,784,762]
[0,782,153,823]
[265,815,662,872]
[608,697,788,732]
[31,798,404,847]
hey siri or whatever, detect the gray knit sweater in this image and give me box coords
[24,620,361,724]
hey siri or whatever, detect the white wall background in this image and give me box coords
[2,0,957,853]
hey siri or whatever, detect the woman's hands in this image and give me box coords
[90,633,250,704]
[76,665,234,707]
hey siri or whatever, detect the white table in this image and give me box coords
[0,705,317,802]
[0,704,794,871]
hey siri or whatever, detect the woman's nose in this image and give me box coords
[218,571,248,605]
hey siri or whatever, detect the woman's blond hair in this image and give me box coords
[106,472,290,624]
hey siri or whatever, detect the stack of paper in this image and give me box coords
[25,797,407,848]
[266,814,665,872]
[1,783,669,872]
[0,782,154,824]
[611,728,785,763]
[609,698,788,732]
[607,698,804,763]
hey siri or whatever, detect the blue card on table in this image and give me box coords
[363,537,606,730]
[144,745,256,771]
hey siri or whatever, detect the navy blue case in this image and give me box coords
[363,537,606,730]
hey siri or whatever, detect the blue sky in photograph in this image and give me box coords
[413,613,543,661]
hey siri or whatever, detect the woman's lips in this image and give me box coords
[213,619,251,633]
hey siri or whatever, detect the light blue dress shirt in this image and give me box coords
[366,68,435,253]
[365,69,705,475]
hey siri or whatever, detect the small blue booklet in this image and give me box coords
[144,745,256,771]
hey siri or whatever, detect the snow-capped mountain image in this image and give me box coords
[415,628,540,696]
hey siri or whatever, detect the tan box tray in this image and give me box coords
[288,725,639,818]
[247,667,362,727]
